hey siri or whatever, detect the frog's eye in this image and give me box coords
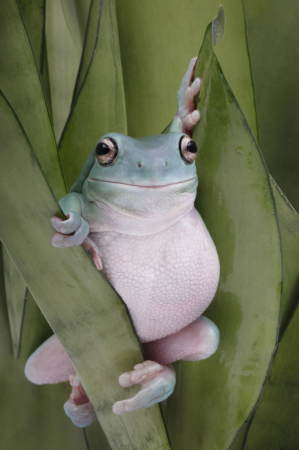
[179,136,197,164]
[95,137,119,166]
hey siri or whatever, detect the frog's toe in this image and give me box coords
[180,57,198,94]
[181,77,202,107]
[51,212,82,234]
[64,399,97,427]
[118,361,164,387]
[51,217,89,247]
[185,109,201,130]
[64,374,97,427]
[112,362,176,415]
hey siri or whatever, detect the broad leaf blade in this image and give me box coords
[244,301,299,450]
[59,0,127,190]
[0,244,12,360]
[243,0,299,212]
[18,0,45,72]
[270,178,299,337]
[115,0,257,138]
[162,21,282,450]
[0,91,170,450]
[0,0,65,200]
[46,0,83,141]
[72,0,98,102]
[2,246,27,359]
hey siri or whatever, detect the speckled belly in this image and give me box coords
[89,208,220,343]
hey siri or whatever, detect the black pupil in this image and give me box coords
[96,142,110,156]
[187,140,197,154]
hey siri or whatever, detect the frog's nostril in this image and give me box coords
[165,162,168,167]
[137,162,142,168]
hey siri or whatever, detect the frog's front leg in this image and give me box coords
[113,316,219,415]
[51,193,102,270]
[170,57,201,136]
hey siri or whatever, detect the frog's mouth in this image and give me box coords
[87,176,197,189]
[84,175,198,220]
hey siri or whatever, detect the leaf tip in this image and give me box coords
[212,5,226,46]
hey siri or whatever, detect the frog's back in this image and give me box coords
[89,208,219,343]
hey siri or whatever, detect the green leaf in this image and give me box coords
[0,0,65,200]
[229,423,249,450]
[18,0,45,72]
[270,178,299,337]
[162,18,282,450]
[59,0,127,190]
[243,0,299,212]
[46,0,84,141]
[115,0,257,138]
[243,301,299,450]
[2,246,27,359]
[40,39,53,118]
[72,0,101,101]
[61,0,90,49]
[0,244,13,360]
[0,91,170,450]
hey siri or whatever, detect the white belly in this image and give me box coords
[89,208,220,343]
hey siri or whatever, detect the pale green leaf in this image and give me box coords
[0,90,169,450]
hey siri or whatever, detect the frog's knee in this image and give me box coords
[25,335,75,384]
[184,316,220,361]
[200,316,220,357]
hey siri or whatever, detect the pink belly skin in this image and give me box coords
[89,208,220,343]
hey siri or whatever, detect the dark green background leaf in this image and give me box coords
[0,0,65,200]
[115,0,257,138]
[243,0,299,213]
[59,0,127,190]
[244,301,299,450]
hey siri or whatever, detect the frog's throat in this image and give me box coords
[78,192,197,236]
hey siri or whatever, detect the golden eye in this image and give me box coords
[95,137,118,166]
[179,136,198,164]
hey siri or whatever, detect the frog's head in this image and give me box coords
[72,132,198,218]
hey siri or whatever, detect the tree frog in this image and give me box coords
[25,58,220,427]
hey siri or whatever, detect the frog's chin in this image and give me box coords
[83,176,198,219]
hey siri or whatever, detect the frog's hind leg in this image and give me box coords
[143,316,220,366]
[112,316,219,415]
[25,335,97,427]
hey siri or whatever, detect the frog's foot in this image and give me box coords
[51,211,89,247]
[64,375,97,428]
[112,361,176,415]
[170,57,201,136]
